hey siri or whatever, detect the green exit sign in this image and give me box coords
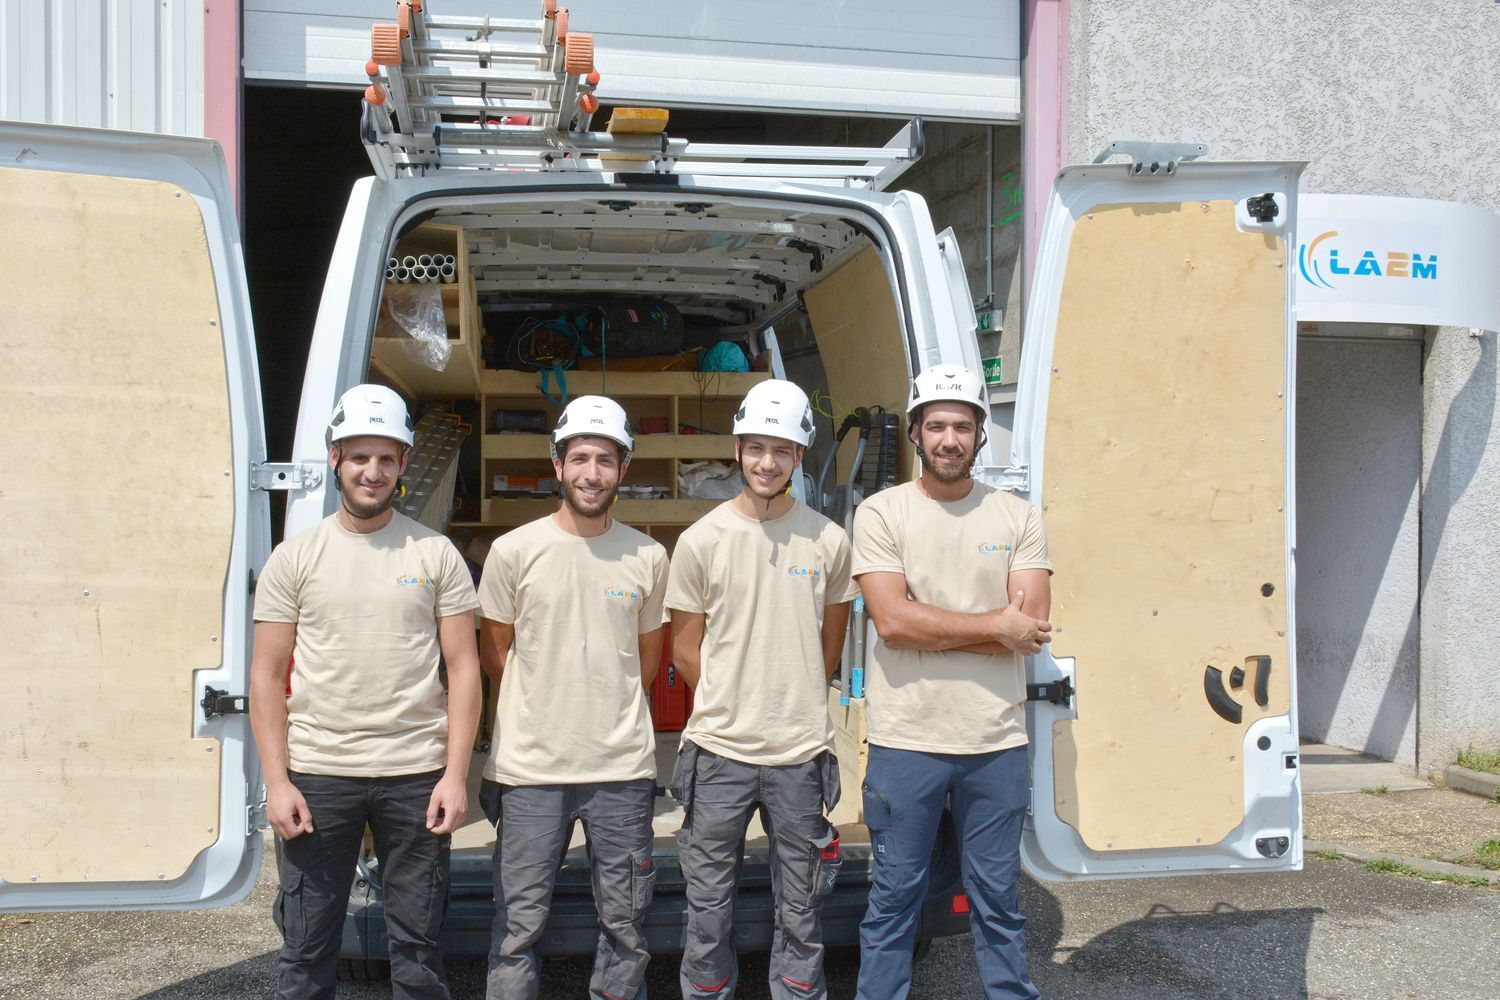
[976,309,1000,333]
[982,356,1004,386]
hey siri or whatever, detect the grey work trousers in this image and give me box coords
[480,778,656,1000]
[275,770,451,1000]
[671,744,842,1000]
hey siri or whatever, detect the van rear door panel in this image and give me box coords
[0,123,264,910]
[1015,162,1303,878]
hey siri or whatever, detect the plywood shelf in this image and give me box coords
[482,433,738,461]
[480,370,767,399]
[370,223,482,399]
[479,497,722,526]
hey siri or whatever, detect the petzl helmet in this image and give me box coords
[905,364,988,423]
[552,395,635,461]
[732,379,816,447]
[327,384,414,448]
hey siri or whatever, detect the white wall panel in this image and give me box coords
[1,0,204,135]
[244,0,1020,122]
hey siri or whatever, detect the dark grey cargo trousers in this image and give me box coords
[672,744,842,1000]
[274,769,451,1000]
[480,778,656,1000]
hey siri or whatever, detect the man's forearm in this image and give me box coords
[444,657,482,775]
[249,665,291,790]
[875,600,1002,651]
[821,602,853,678]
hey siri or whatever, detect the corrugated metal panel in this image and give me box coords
[244,0,1020,123]
[0,0,204,135]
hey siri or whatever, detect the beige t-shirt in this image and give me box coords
[667,499,857,766]
[851,481,1051,754]
[479,516,668,786]
[254,512,479,777]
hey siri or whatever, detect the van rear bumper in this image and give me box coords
[343,832,969,962]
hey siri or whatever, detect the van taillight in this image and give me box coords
[951,893,970,915]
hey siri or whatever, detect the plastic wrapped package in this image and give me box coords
[677,460,741,501]
[379,284,452,371]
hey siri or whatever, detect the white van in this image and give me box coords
[0,58,1304,978]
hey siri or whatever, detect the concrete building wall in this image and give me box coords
[1295,338,1420,765]
[1066,0,1500,769]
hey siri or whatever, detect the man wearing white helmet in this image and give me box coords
[851,365,1052,1000]
[250,383,482,999]
[667,379,857,1000]
[476,395,669,1000]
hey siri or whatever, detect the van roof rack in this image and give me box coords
[360,1,923,190]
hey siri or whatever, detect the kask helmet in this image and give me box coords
[552,395,635,461]
[327,384,414,448]
[906,364,988,423]
[732,379,816,447]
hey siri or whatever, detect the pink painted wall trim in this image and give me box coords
[202,2,242,222]
[1022,0,1068,314]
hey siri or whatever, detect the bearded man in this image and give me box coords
[851,365,1053,1000]
[476,395,669,1000]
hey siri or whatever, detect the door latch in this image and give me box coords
[250,463,323,492]
[201,686,249,719]
[1026,677,1074,706]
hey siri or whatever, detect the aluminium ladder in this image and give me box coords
[361,0,923,189]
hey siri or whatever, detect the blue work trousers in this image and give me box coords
[855,744,1037,1000]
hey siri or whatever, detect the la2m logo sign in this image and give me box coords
[1299,230,1437,288]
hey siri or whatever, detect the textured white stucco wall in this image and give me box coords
[1295,338,1420,764]
[1067,0,1500,768]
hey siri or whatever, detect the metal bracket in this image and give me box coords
[1026,677,1074,707]
[248,795,269,833]
[974,465,1029,493]
[250,463,323,492]
[1092,140,1208,177]
[201,686,249,719]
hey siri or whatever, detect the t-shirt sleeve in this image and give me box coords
[253,544,300,623]
[826,525,858,602]
[851,501,904,576]
[434,539,481,617]
[477,539,519,625]
[664,530,707,614]
[639,547,671,634]
[1009,502,1052,573]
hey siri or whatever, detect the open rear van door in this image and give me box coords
[0,122,267,909]
[1014,157,1304,879]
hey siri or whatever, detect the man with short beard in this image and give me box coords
[668,379,855,1000]
[250,383,482,999]
[477,395,668,1000]
[851,365,1053,1000]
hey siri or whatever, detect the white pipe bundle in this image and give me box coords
[440,260,456,283]
[394,265,411,282]
[388,253,459,284]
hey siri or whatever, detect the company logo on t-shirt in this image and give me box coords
[397,573,434,587]
[604,586,642,602]
[786,564,822,578]
[976,542,1013,555]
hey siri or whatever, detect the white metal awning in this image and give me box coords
[245,0,1021,123]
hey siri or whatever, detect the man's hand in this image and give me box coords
[267,781,315,841]
[993,590,1053,655]
[426,773,468,835]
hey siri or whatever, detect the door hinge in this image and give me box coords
[1092,140,1207,177]
[201,686,249,719]
[250,462,323,492]
[975,465,1029,492]
[1026,678,1074,707]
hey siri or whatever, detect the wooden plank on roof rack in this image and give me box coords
[607,108,670,135]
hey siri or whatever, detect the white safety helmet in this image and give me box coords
[732,379,816,447]
[552,395,635,461]
[327,383,414,448]
[905,364,988,423]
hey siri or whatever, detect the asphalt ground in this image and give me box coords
[3,845,1497,999]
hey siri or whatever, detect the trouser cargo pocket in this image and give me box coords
[630,847,657,915]
[807,826,842,905]
[273,869,308,950]
[670,741,702,817]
